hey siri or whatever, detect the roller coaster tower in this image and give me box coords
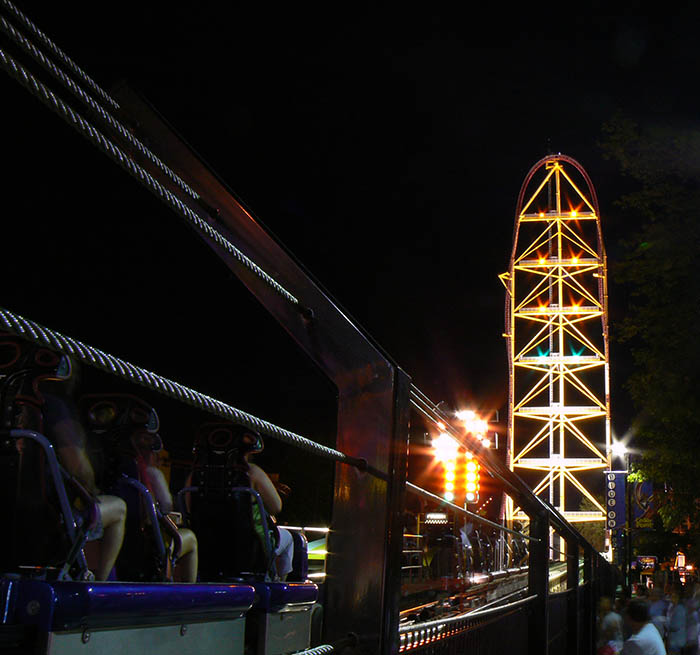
[501,155,611,543]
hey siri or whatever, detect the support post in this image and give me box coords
[380,368,411,654]
[566,538,580,655]
[583,548,593,655]
[528,511,549,655]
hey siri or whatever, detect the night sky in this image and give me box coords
[2,5,698,521]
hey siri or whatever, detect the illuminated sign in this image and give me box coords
[605,471,626,531]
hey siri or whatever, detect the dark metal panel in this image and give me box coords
[380,368,411,654]
[582,552,594,655]
[528,512,549,655]
[566,540,580,655]
[547,591,569,655]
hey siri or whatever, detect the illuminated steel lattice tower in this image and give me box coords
[500,154,611,532]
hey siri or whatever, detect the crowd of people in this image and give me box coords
[598,584,700,655]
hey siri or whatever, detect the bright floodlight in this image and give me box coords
[456,409,489,436]
[455,409,476,422]
[433,432,459,462]
[473,419,488,435]
[611,441,628,459]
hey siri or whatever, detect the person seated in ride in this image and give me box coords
[189,424,294,581]
[246,450,294,581]
[42,377,127,581]
[82,393,198,582]
[130,425,198,583]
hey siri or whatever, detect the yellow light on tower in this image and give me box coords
[465,456,480,504]
[443,457,457,501]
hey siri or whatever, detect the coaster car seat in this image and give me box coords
[0,334,94,579]
[185,423,277,582]
[79,393,179,581]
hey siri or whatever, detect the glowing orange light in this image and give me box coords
[466,461,477,472]
[572,256,578,264]
[466,482,477,492]
[539,212,545,217]
[539,257,546,265]
[571,210,577,217]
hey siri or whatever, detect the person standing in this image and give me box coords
[598,596,624,654]
[649,587,669,642]
[621,598,667,655]
[684,589,699,655]
[669,587,688,655]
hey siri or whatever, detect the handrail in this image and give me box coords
[405,481,539,543]
[398,594,537,634]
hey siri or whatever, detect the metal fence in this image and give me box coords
[399,596,533,655]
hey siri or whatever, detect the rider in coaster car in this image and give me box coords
[131,424,198,583]
[246,442,294,581]
[40,360,127,581]
[83,394,198,583]
[191,424,294,581]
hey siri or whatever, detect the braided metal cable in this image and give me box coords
[291,646,335,655]
[0,45,300,307]
[0,0,119,110]
[0,13,200,202]
[0,307,348,463]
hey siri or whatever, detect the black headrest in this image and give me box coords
[194,423,263,464]
[80,393,161,451]
[0,334,74,400]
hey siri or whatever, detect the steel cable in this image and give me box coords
[0,13,200,202]
[291,646,335,655]
[0,0,119,110]
[0,44,300,307]
[0,307,351,464]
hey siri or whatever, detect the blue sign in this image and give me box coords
[631,481,655,530]
[605,471,626,531]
